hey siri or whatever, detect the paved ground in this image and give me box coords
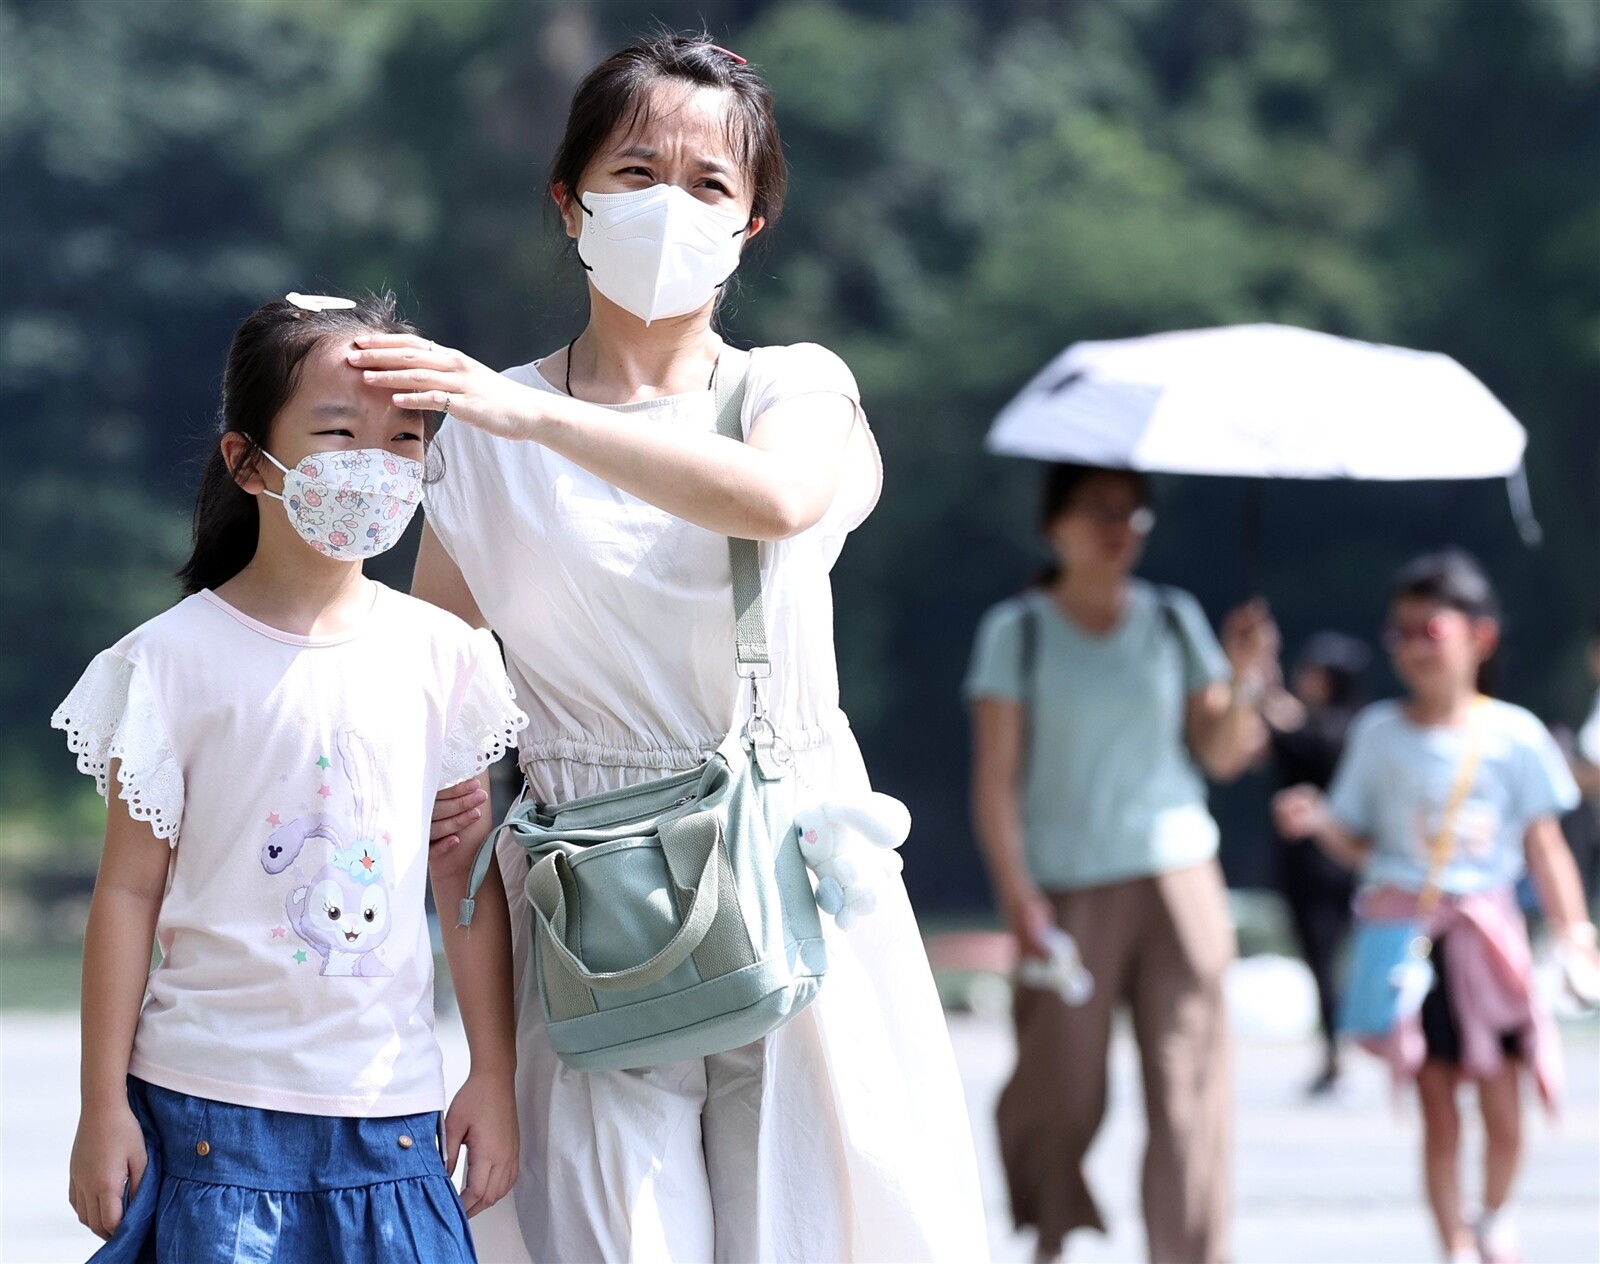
[3,1007,1595,1263]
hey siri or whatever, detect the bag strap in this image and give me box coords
[459,347,758,928]
[1018,601,1040,785]
[1415,697,1490,923]
[1155,586,1198,686]
[712,347,766,675]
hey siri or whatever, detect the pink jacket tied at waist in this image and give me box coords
[1358,883,1563,1113]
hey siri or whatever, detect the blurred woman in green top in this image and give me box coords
[965,463,1276,1264]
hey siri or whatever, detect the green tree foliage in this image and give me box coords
[7,0,1596,901]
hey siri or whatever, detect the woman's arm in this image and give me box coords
[69,776,169,1240]
[969,698,1052,958]
[411,525,491,856]
[428,830,518,1217]
[353,337,857,540]
[1186,599,1276,781]
[1186,682,1267,782]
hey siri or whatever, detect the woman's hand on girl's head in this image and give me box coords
[430,778,489,857]
[68,1101,147,1241]
[349,336,544,442]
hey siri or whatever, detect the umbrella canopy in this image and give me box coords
[986,324,1528,481]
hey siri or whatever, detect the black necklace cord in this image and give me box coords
[563,338,722,399]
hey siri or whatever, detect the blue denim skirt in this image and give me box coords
[90,1077,476,1264]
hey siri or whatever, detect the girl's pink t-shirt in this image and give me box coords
[53,584,526,1116]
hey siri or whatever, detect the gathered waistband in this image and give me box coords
[517,712,849,776]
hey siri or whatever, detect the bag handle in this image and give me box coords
[1414,696,1490,931]
[525,813,723,990]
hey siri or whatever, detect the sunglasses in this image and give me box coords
[1074,506,1157,535]
[1382,614,1463,651]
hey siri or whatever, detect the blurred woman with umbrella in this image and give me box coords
[965,461,1276,1264]
[1261,631,1371,1095]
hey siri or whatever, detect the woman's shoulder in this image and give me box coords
[974,591,1041,640]
[747,342,860,401]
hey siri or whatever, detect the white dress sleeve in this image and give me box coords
[438,629,529,789]
[51,650,185,846]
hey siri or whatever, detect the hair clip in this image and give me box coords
[705,43,747,65]
[286,292,357,312]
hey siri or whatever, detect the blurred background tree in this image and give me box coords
[6,0,1596,908]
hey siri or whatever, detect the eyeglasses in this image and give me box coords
[1382,615,1459,651]
[1075,506,1157,535]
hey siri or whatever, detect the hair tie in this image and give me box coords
[705,43,747,65]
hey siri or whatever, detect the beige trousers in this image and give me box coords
[997,860,1236,1264]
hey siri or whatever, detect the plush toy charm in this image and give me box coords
[794,792,912,931]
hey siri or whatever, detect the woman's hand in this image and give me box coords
[1000,880,1056,961]
[68,1101,147,1241]
[431,778,489,859]
[1272,784,1329,842]
[1220,598,1280,688]
[349,335,546,441]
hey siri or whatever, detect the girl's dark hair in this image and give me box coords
[176,294,427,596]
[547,33,788,234]
[1030,463,1152,588]
[1391,548,1502,695]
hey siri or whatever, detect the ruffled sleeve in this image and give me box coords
[438,629,529,789]
[51,650,185,845]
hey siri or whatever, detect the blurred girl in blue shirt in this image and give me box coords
[1275,550,1594,1264]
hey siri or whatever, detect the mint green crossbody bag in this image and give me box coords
[459,348,827,1072]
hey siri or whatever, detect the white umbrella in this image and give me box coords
[986,324,1538,539]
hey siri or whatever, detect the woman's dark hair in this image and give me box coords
[1296,631,1370,710]
[1391,548,1502,695]
[547,33,788,234]
[1030,463,1152,588]
[176,294,427,596]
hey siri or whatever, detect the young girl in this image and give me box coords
[51,294,528,1263]
[1275,550,1596,1264]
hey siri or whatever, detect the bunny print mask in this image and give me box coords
[260,448,422,559]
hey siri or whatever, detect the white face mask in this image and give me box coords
[576,184,751,325]
[259,448,423,559]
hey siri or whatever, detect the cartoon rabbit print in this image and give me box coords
[261,728,394,977]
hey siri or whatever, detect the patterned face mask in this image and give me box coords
[259,448,423,559]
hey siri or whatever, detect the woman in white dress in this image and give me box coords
[349,32,991,1264]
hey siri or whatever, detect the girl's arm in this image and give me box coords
[1272,784,1373,870]
[412,525,491,858]
[969,698,1053,958]
[428,828,518,1217]
[354,337,857,541]
[1524,815,1596,941]
[70,773,169,1240]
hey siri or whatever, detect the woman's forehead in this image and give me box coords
[599,82,743,166]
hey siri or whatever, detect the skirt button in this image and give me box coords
[195,1140,211,1157]
[397,1135,414,1149]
